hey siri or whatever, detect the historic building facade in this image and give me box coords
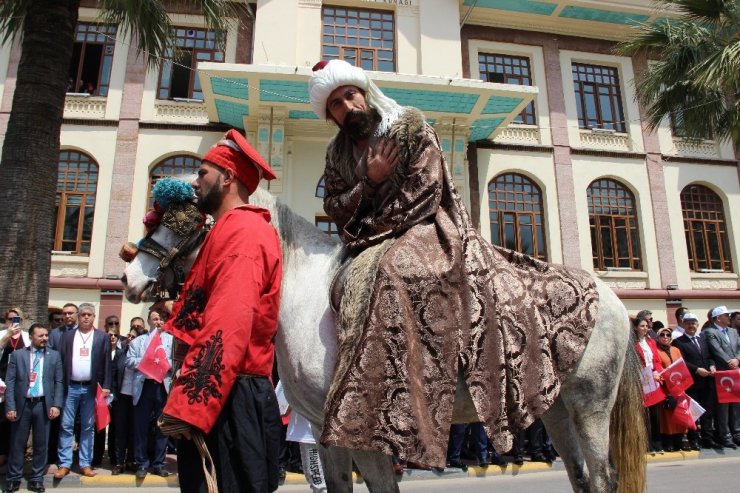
[0,0,737,327]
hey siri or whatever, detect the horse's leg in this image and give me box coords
[317,445,354,493]
[552,279,628,493]
[351,450,399,493]
[541,397,590,493]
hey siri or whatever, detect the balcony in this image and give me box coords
[63,94,107,120]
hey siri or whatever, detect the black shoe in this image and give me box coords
[111,464,125,475]
[446,460,468,471]
[27,481,45,493]
[150,466,170,478]
[688,441,700,451]
[513,455,524,466]
[2,480,20,493]
[530,453,548,463]
[135,467,148,479]
[490,455,507,467]
[721,440,737,450]
[125,462,138,472]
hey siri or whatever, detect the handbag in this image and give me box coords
[663,394,677,410]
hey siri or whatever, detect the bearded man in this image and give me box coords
[309,60,599,468]
[158,130,283,493]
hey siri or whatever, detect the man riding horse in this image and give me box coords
[309,59,599,468]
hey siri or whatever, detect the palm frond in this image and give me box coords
[97,0,171,69]
[690,39,740,91]
[0,0,31,44]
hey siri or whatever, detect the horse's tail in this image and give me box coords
[610,333,647,493]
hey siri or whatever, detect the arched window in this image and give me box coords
[680,184,732,272]
[488,173,547,261]
[315,176,326,198]
[587,178,641,271]
[54,150,99,254]
[148,155,201,208]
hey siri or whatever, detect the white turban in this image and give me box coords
[308,59,403,136]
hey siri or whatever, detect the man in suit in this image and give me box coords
[126,308,173,478]
[4,324,64,493]
[54,303,112,479]
[47,303,77,466]
[672,312,717,449]
[703,305,740,448]
[48,303,77,351]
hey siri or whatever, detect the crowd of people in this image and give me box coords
[0,303,174,493]
[633,306,740,454]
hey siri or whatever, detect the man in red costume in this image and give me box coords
[159,129,283,493]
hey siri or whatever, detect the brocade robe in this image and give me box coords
[321,107,598,468]
[163,205,282,434]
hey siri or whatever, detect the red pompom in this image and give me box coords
[143,209,162,231]
[312,60,329,71]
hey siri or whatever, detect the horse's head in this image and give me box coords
[120,178,207,303]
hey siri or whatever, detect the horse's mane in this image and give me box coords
[250,188,346,270]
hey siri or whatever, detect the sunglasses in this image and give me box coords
[658,334,671,338]
[107,322,120,326]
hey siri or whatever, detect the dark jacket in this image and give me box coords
[673,332,715,386]
[58,328,112,391]
[5,346,64,417]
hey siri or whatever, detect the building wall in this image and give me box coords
[1,1,737,323]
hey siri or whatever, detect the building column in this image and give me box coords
[542,43,581,268]
[0,40,22,147]
[102,38,145,278]
[257,107,286,195]
[436,118,470,207]
[633,55,678,290]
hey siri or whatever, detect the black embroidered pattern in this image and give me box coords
[180,330,225,405]
[174,285,206,332]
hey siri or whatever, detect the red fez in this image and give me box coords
[202,129,277,193]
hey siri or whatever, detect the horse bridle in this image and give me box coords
[124,201,208,300]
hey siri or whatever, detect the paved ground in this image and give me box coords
[1,447,739,489]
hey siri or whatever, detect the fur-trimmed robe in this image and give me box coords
[320,107,599,468]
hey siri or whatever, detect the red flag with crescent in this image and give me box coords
[640,366,666,407]
[669,393,697,430]
[715,370,740,404]
[95,384,111,432]
[660,358,694,396]
[138,330,171,383]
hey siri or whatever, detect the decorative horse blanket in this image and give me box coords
[320,107,599,468]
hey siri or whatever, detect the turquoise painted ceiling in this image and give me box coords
[201,67,536,142]
[463,0,651,26]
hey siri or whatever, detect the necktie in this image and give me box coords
[30,350,41,397]
[722,328,730,343]
[692,337,700,351]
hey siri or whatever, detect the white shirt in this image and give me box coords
[671,326,684,340]
[638,338,654,371]
[71,330,93,382]
[26,348,45,398]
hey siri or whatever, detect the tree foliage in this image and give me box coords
[0,1,244,323]
[616,0,739,147]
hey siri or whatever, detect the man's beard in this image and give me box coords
[343,108,381,140]
[196,181,224,215]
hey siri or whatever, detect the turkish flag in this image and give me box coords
[640,366,666,407]
[715,370,740,404]
[669,393,697,430]
[138,330,171,383]
[95,384,111,432]
[660,358,694,396]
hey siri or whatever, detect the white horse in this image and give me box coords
[121,188,646,493]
